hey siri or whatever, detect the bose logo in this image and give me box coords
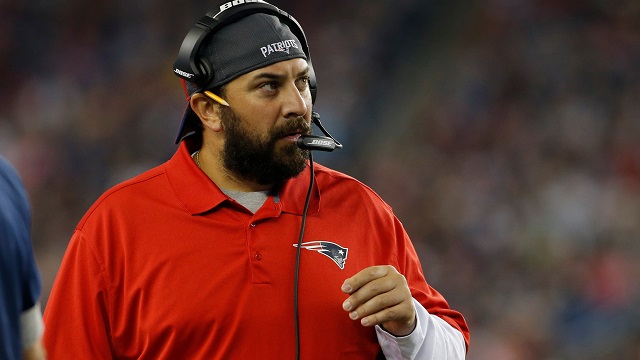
[174,68,195,79]
[220,0,266,12]
[309,139,333,147]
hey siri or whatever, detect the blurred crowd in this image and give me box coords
[1,0,639,359]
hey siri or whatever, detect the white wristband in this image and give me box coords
[20,302,44,349]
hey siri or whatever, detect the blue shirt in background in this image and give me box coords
[0,156,42,359]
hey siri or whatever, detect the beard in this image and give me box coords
[219,105,310,186]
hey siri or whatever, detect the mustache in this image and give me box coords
[271,117,312,138]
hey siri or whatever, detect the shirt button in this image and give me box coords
[253,252,262,261]
[250,223,256,228]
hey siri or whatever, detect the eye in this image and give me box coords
[296,76,310,91]
[259,81,279,92]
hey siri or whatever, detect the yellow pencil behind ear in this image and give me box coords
[204,91,230,107]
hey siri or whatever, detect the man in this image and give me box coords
[43,2,469,359]
[0,156,46,360]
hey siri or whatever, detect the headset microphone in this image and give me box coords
[297,135,338,152]
[296,112,343,152]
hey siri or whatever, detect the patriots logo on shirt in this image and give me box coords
[294,241,348,269]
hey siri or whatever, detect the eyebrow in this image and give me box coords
[251,67,310,82]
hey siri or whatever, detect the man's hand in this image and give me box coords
[341,265,416,336]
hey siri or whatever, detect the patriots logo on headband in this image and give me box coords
[294,241,348,269]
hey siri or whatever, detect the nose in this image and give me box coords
[281,83,309,119]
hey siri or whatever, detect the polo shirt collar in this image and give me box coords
[165,141,320,216]
[165,142,227,215]
[277,162,320,216]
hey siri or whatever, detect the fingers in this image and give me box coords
[341,265,390,294]
[341,266,416,336]
[343,285,408,324]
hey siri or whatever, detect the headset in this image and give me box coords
[173,3,342,358]
[173,1,317,103]
[173,1,341,150]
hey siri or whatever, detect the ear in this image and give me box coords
[190,93,223,132]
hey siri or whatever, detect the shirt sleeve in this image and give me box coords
[43,229,114,359]
[376,298,466,360]
[0,157,42,313]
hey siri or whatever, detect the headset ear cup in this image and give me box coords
[307,61,317,104]
[196,57,214,85]
[310,82,317,104]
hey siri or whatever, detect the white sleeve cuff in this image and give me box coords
[376,298,466,360]
[20,301,44,350]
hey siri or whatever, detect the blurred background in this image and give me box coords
[2,0,640,358]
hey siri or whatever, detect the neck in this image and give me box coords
[220,168,274,192]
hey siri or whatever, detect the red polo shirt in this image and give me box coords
[43,141,468,359]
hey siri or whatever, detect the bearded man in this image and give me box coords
[43,2,469,359]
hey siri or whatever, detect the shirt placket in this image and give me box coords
[246,199,283,284]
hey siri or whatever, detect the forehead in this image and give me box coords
[233,58,309,82]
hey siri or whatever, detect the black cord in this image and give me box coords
[294,151,314,360]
